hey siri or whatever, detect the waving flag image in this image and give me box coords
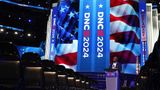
[54,0,79,70]
[110,0,140,64]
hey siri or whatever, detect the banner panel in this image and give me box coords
[78,0,110,72]
[139,0,148,66]
[94,0,110,72]
[77,0,94,71]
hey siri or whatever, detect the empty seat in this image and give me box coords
[20,52,43,90]
[0,61,21,89]
[55,65,68,90]
[21,52,41,64]
[41,60,58,90]
[0,42,20,61]
[66,69,76,90]
[23,66,44,90]
[44,71,57,90]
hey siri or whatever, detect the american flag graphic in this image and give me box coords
[110,0,140,64]
[54,0,140,71]
[55,0,79,70]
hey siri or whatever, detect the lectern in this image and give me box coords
[106,70,119,90]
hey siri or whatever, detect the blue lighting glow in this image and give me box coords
[0,0,48,10]
[17,46,45,58]
[28,19,32,23]
[0,24,23,31]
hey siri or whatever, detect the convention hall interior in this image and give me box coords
[0,0,160,90]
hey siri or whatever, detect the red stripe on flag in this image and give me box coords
[110,14,139,27]
[55,52,77,66]
[111,50,137,64]
[110,31,140,44]
[110,0,138,8]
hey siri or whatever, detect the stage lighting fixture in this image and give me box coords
[27,2,30,4]
[9,42,13,44]
[6,32,9,34]
[18,17,21,20]
[14,32,18,35]
[8,15,11,18]
[28,19,32,23]
[27,33,31,37]
[34,36,36,38]
[20,34,23,37]
[0,29,4,32]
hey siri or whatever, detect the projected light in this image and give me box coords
[1,0,48,10]
[16,46,45,58]
[18,17,21,20]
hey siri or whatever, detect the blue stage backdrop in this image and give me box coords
[45,3,57,60]
[139,0,148,66]
[94,0,110,72]
[47,0,148,74]
[77,0,110,72]
[110,0,141,74]
[49,6,57,60]
[17,46,45,59]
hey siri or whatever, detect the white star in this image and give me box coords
[65,5,69,9]
[86,5,90,9]
[70,34,73,37]
[60,7,65,13]
[68,12,74,18]
[99,4,103,8]
[64,22,69,28]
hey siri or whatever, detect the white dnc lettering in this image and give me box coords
[83,12,90,58]
[98,12,104,30]
[97,12,104,58]
[84,13,90,30]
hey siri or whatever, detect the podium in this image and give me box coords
[106,70,119,90]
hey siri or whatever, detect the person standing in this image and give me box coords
[110,56,122,72]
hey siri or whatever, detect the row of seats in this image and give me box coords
[0,52,97,90]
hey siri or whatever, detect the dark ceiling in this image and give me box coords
[0,0,58,47]
[0,0,159,47]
